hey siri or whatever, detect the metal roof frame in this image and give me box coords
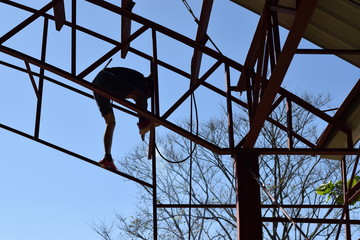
[1,0,359,239]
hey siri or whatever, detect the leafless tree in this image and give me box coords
[93,93,359,239]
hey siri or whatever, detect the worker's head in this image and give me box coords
[145,74,154,98]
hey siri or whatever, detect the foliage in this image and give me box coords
[315,176,360,205]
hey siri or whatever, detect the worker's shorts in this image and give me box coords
[92,70,133,116]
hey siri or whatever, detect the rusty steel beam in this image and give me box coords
[1,0,350,153]
[190,0,213,85]
[162,61,222,120]
[234,153,262,240]
[286,98,293,149]
[263,217,360,225]
[0,123,153,188]
[340,158,352,239]
[24,61,40,98]
[236,7,267,93]
[237,147,359,156]
[71,0,77,75]
[296,49,360,55]
[225,64,235,149]
[148,28,159,159]
[53,0,66,31]
[77,25,149,79]
[242,0,320,149]
[158,203,236,208]
[2,58,347,155]
[4,1,241,79]
[263,204,344,209]
[0,0,60,44]
[85,0,245,72]
[3,60,138,118]
[0,45,226,155]
[34,17,49,139]
[279,87,352,135]
[157,203,350,209]
[121,0,135,59]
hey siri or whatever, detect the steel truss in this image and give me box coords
[0,0,359,239]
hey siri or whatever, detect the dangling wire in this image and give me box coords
[188,91,195,240]
[155,93,199,164]
[181,0,223,55]
[155,0,224,164]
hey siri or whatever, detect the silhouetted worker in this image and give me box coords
[92,67,154,171]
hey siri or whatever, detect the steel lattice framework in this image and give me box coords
[0,0,359,239]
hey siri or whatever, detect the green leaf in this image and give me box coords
[335,194,344,205]
[315,181,333,195]
[334,180,343,190]
[347,176,360,188]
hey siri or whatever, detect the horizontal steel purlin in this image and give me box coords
[0,123,152,188]
[1,46,359,158]
[263,217,360,225]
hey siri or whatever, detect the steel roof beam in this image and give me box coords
[190,0,213,85]
[85,0,245,72]
[121,0,135,59]
[0,45,225,155]
[241,0,320,149]
[0,122,152,188]
[0,0,60,44]
[296,49,360,55]
[53,0,65,31]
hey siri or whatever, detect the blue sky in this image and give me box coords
[0,1,359,240]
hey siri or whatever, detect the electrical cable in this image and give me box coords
[155,93,199,164]
[155,0,226,164]
[155,2,227,237]
[188,91,194,240]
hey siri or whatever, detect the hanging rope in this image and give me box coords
[155,93,199,164]
[188,91,194,240]
[155,2,226,237]
[155,0,228,164]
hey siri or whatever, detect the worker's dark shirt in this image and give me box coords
[92,67,147,116]
[99,67,147,97]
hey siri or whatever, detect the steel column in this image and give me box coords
[190,0,213,85]
[151,28,160,240]
[340,158,352,239]
[234,153,262,240]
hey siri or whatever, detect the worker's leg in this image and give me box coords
[103,111,116,155]
[134,91,148,124]
[133,91,159,136]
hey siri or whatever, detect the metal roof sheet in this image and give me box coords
[231,0,360,68]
